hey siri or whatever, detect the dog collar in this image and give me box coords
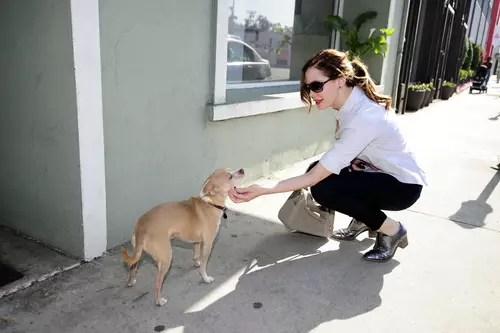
[208,203,228,219]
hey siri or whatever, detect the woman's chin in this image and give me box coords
[316,103,329,110]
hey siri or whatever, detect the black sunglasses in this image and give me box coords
[304,78,334,93]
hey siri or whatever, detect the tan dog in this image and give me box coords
[121,168,245,306]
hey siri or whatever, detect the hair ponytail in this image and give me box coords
[300,49,393,112]
[349,57,392,110]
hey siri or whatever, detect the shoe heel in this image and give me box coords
[368,230,377,238]
[399,237,409,249]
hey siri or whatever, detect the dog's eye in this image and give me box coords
[229,174,233,179]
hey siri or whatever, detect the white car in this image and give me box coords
[227,36,272,82]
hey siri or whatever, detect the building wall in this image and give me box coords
[470,0,483,41]
[0,0,84,257]
[484,0,500,56]
[478,11,488,45]
[99,0,336,248]
[469,0,493,46]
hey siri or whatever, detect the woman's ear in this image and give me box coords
[337,77,347,88]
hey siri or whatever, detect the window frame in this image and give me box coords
[209,0,345,121]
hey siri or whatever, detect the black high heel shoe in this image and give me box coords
[362,222,408,262]
[331,218,377,241]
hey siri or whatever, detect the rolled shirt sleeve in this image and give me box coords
[320,111,381,175]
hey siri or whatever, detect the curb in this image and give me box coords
[456,82,472,94]
[0,262,81,299]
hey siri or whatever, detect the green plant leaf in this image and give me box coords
[325,15,348,32]
[359,42,373,57]
[347,30,358,53]
[380,28,395,36]
[353,11,377,31]
[275,35,292,55]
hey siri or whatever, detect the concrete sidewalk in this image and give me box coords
[486,74,500,96]
[1,89,500,333]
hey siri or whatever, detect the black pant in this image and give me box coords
[307,161,423,230]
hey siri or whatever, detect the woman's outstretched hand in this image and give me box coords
[229,184,266,203]
[228,163,331,203]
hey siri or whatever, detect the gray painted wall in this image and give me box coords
[0,1,84,257]
[99,0,336,248]
[470,1,482,43]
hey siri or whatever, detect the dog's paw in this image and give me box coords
[156,298,168,307]
[127,278,136,287]
[193,259,201,267]
[202,276,214,284]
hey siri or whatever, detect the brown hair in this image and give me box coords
[300,49,392,112]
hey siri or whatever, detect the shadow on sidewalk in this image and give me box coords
[157,213,399,333]
[448,168,500,228]
[0,210,400,333]
[489,112,500,121]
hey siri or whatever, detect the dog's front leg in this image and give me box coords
[193,243,201,267]
[199,240,214,283]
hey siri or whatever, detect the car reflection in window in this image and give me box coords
[227,36,272,82]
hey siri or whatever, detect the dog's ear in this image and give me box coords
[200,177,218,197]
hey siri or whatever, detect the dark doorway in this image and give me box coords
[0,261,23,287]
[396,0,423,114]
[432,3,456,98]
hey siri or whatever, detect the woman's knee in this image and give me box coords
[310,180,337,208]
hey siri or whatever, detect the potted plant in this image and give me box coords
[406,83,427,111]
[423,84,432,107]
[441,81,456,100]
[325,11,395,60]
[468,70,475,80]
[428,82,436,103]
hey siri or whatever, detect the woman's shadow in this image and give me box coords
[162,230,399,333]
[448,168,500,228]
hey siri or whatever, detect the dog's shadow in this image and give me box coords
[159,230,399,333]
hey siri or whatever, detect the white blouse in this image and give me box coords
[319,86,428,186]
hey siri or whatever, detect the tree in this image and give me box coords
[228,4,238,33]
[460,35,469,68]
[462,38,473,70]
[244,10,257,29]
[471,43,482,70]
[271,23,283,32]
[276,34,292,55]
[256,15,271,31]
[244,11,273,31]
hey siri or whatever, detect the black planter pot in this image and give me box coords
[423,89,432,107]
[430,88,436,102]
[406,90,426,111]
[440,86,455,100]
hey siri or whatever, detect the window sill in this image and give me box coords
[209,92,303,121]
[208,85,385,122]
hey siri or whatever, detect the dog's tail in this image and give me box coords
[122,246,143,265]
[121,242,144,265]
